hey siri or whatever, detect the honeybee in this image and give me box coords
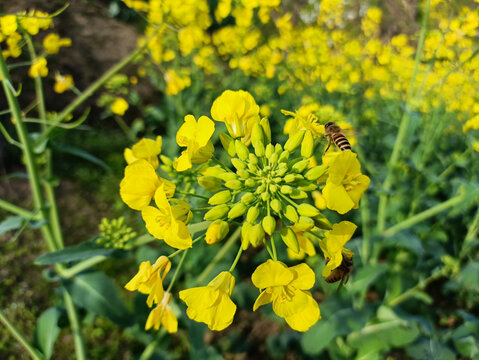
[324,121,352,152]
[325,254,353,290]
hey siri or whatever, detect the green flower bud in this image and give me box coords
[280,185,293,194]
[249,153,258,165]
[265,143,275,158]
[273,177,282,183]
[256,184,266,193]
[297,203,320,217]
[220,132,236,157]
[280,227,299,254]
[237,170,249,179]
[245,179,256,187]
[225,179,243,190]
[270,199,282,213]
[297,181,316,191]
[198,176,222,191]
[279,150,290,163]
[253,140,265,157]
[251,122,264,145]
[249,223,265,247]
[261,192,270,201]
[228,202,247,219]
[160,155,173,166]
[290,189,308,199]
[276,164,288,176]
[231,158,246,170]
[247,206,260,223]
[269,184,278,193]
[262,215,276,235]
[205,220,229,244]
[260,117,271,144]
[241,222,253,250]
[208,190,232,205]
[204,204,230,221]
[292,159,310,173]
[301,130,314,158]
[241,192,255,204]
[313,213,332,230]
[284,130,305,152]
[295,216,314,231]
[235,140,249,161]
[284,174,296,183]
[285,205,299,223]
[304,165,328,181]
[219,172,237,182]
[269,152,278,165]
[203,166,226,178]
[275,144,283,154]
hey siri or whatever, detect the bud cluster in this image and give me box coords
[97,217,137,249]
[199,118,331,253]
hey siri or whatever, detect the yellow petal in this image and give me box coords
[347,174,371,208]
[196,116,215,148]
[289,263,316,290]
[120,160,160,210]
[323,182,355,214]
[272,286,309,318]
[141,206,166,240]
[285,292,320,332]
[164,219,192,249]
[176,115,197,147]
[206,293,237,331]
[253,290,273,311]
[124,261,152,291]
[174,150,192,171]
[161,305,178,333]
[251,260,294,289]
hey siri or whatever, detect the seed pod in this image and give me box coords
[231,158,246,171]
[205,220,229,244]
[262,215,276,235]
[235,140,249,161]
[280,227,299,254]
[249,224,265,247]
[260,117,271,143]
[301,130,314,158]
[297,203,320,217]
[292,159,310,173]
[204,204,230,221]
[285,205,299,223]
[270,199,282,213]
[305,165,328,181]
[198,176,222,191]
[241,192,255,204]
[284,130,305,152]
[246,206,260,223]
[225,179,243,190]
[228,202,247,219]
[220,133,236,157]
[241,222,253,250]
[208,190,232,205]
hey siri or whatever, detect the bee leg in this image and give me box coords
[336,278,345,292]
[324,138,332,154]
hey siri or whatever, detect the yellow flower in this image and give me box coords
[322,151,370,214]
[145,293,178,332]
[120,159,175,210]
[111,97,129,115]
[164,69,191,95]
[287,228,316,260]
[319,221,356,277]
[43,33,71,54]
[54,73,74,93]
[174,115,215,171]
[179,271,236,331]
[125,255,171,307]
[141,186,192,249]
[19,10,51,35]
[463,114,479,133]
[210,90,260,145]
[252,260,320,332]
[205,220,229,244]
[0,15,18,35]
[28,57,48,78]
[124,136,163,169]
[282,110,323,138]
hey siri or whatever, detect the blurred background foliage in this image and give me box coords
[1,0,479,359]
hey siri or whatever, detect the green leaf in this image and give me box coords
[0,216,23,235]
[457,262,479,292]
[51,142,111,172]
[35,240,127,265]
[406,338,456,360]
[63,271,133,326]
[452,321,479,357]
[33,307,62,359]
[349,263,388,294]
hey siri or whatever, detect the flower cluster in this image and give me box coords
[121,90,370,332]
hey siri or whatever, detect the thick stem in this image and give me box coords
[0,198,40,219]
[63,291,86,360]
[58,256,107,279]
[0,309,43,360]
[377,0,431,233]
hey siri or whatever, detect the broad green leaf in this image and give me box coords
[63,271,133,326]
[452,321,479,357]
[406,338,456,360]
[33,307,62,359]
[0,216,23,235]
[301,319,336,355]
[35,240,126,265]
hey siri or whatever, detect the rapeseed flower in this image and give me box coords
[210,90,260,145]
[28,57,48,78]
[319,221,356,278]
[111,97,129,115]
[174,115,215,171]
[0,15,17,35]
[53,73,74,93]
[43,33,71,54]
[124,136,163,168]
[179,271,236,331]
[145,293,178,332]
[322,151,370,214]
[252,260,320,331]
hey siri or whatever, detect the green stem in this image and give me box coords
[360,192,371,264]
[0,198,40,219]
[263,239,274,258]
[58,256,107,279]
[175,191,210,200]
[168,234,205,259]
[166,250,188,293]
[382,191,474,237]
[460,207,479,259]
[24,34,46,122]
[63,290,86,360]
[228,247,243,272]
[0,309,43,360]
[0,50,56,252]
[138,334,163,360]
[0,121,22,147]
[270,234,278,261]
[377,0,431,233]
[197,227,241,284]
